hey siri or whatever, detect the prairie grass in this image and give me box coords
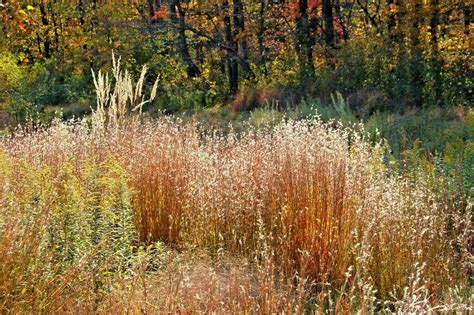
[0,60,471,312]
[0,114,471,313]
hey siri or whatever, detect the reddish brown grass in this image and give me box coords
[0,117,471,312]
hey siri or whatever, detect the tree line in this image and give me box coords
[0,0,472,117]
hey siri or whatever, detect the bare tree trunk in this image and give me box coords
[322,0,335,47]
[295,0,315,76]
[223,0,238,94]
[168,0,201,78]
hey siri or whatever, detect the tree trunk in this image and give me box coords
[409,0,424,106]
[78,0,86,28]
[51,3,60,53]
[463,5,471,38]
[233,0,249,78]
[430,0,442,105]
[387,0,396,40]
[39,1,51,58]
[356,0,379,30]
[335,0,349,40]
[168,0,201,78]
[257,0,267,73]
[322,0,335,47]
[295,0,315,76]
[147,0,155,18]
[223,0,238,94]
[388,0,404,44]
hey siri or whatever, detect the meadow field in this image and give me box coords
[1,1,472,310]
[0,105,471,312]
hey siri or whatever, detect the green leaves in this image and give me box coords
[0,155,138,311]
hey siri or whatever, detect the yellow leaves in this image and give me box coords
[26,5,34,11]
[388,3,399,14]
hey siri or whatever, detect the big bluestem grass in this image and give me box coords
[0,114,471,312]
[0,58,471,312]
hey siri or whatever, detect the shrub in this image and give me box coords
[0,152,137,312]
[0,54,23,104]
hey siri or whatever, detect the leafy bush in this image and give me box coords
[0,54,23,104]
[4,60,92,122]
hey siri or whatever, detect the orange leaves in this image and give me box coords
[388,3,399,14]
[14,7,29,33]
[7,17,28,33]
[308,0,321,10]
[1,4,32,34]
[153,7,168,19]
[16,8,27,17]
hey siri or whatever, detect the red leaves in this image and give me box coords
[308,0,321,10]
[333,18,348,36]
[288,2,299,19]
[290,0,321,19]
[288,1,348,38]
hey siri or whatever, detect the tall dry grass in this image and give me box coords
[0,114,471,312]
[0,58,471,312]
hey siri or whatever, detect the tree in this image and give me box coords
[0,0,471,113]
[429,0,442,105]
[322,0,335,47]
[295,0,315,76]
[168,0,201,78]
[408,0,424,106]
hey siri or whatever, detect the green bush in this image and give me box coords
[0,154,138,310]
[0,54,23,104]
[3,59,92,122]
